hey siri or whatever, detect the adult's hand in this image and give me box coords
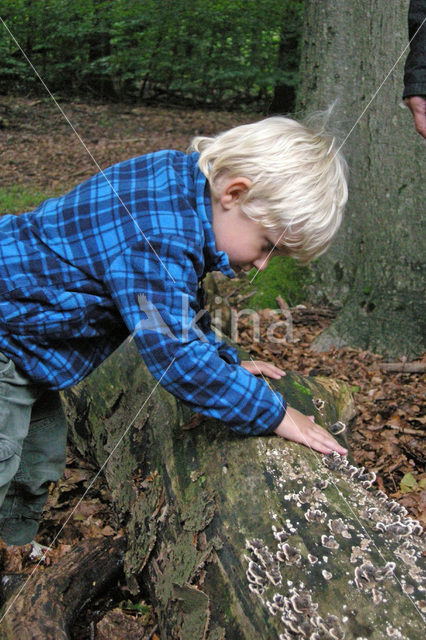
[404,95,426,138]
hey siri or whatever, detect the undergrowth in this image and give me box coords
[249,257,312,308]
[0,185,55,216]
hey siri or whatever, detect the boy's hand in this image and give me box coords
[241,360,285,380]
[274,406,348,456]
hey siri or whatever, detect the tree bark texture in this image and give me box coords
[297,0,425,359]
[0,537,126,640]
[59,341,425,639]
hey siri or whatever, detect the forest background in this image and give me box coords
[0,0,302,111]
[1,0,424,356]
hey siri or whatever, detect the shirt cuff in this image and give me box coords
[218,343,241,365]
[258,397,287,436]
[403,83,426,98]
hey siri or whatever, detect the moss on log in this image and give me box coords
[61,340,424,639]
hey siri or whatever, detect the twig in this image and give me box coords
[379,362,425,373]
[276,295,290,311]
[236,290,257,305]
[387,425,424,436]
[143,624,159,640]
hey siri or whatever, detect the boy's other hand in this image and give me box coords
[274,406,348,456]
[241,360,286,380]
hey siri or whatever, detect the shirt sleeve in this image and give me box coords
[104,234,286,435]
[211,330,241,365]
[403,0,426,98]
[191,286,241,365]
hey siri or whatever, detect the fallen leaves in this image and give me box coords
[225,288,425,526]
[400,471,426,493]
[0,96,250,194]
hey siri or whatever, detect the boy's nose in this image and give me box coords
[253,256,270,271]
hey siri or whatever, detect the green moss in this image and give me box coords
[0,185,59,215]
[292,380,313,396]
[249,257,312,308]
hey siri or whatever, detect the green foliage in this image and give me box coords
[0,0,304,110]
[0,185,56,215]
[119,598,152,622]
[249,256,312,308]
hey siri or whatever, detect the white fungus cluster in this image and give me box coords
[245,442,425,638]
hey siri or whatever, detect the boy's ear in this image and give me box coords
[219,177,251,210]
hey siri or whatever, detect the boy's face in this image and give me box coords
[211,177,287,273]
[213,207,284,273]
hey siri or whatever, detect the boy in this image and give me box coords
[0,115,348,545]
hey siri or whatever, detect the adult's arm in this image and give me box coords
[403,0,426,137]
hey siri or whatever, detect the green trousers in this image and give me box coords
[0,352,67,545]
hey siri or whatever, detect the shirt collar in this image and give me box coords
[191,153,236,279]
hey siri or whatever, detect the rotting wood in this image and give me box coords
[59,340,425,639]
[0,536,126,640]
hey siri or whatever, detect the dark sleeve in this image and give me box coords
[403,0,426,98]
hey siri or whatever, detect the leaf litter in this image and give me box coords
[228,289,425,525]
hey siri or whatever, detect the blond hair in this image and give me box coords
[188,114,348,263]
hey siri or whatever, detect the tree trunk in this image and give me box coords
[57,340,425,639]
[268,1,302,115]
[297,0,425,359]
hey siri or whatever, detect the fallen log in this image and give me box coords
[53,339,425,639]
[0,536,126,640]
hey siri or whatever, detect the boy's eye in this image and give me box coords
[264,241,275,252]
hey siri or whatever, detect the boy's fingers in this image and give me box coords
[268,370,285,379]
[275,367,285,376]
[312,436,346,455]
[246,361,286,378]
[249,361,285,372]
[312,422,347,455]
[269,363,286,373]
[302,424,347,455]
[264,363,286,377]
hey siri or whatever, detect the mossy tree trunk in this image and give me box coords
[297,0,425,359]
[58,340,425,640]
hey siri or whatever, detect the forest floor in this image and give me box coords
[0,97,425,639]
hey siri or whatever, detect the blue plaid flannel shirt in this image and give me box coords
[0,151,286,435]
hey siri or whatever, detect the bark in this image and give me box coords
[55,340,426,639]
[297,0,425,359]
[0,537,126,640]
